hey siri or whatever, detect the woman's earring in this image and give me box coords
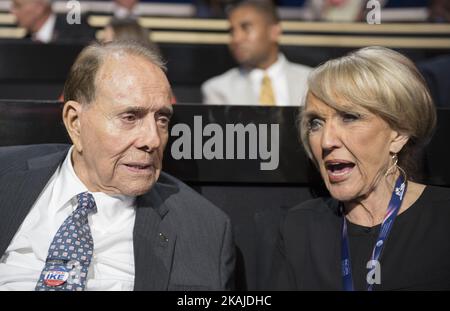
[385,153,398,177]
[392,153,398,167]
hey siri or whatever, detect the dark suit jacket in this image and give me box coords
[0,144,235,290]
[418,55,450,108]
[25,14,96,43]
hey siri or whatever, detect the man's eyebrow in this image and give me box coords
[159,105,174,118]
[121,107,149,114]
[119,105,173,117]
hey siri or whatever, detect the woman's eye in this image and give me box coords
[342,113,360,122]
[308,118,322,132]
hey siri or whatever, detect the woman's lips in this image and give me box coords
[325,161,355,183]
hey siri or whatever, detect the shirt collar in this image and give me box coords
[52,146,135,213]
[267,53,286,77]
[34,13,56,43]
[247,53,286,79]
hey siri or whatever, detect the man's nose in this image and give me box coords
[136,119,162,153]
[230,28,244,45]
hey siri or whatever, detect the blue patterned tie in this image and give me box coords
[35,192,97,291]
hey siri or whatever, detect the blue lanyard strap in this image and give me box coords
[341,174,407,291]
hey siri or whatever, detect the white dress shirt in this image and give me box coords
[33,14,56,43]
[202,53,312,106]
[248,54,289,106]
[114,4,139,19]
[0,147,136,291]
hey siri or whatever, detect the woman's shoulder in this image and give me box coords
[417,185,450,215]
[279,197,342,242]
[284,197,341,225]
[420,184,450,203]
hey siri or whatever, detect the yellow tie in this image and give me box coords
[259,73,276,106]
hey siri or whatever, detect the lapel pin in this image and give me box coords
[158,232,169,242]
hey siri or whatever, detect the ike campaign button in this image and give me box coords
[43,267,69,287]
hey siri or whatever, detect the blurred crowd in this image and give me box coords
[3,0,450,108]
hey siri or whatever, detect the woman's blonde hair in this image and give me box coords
[300,46,436,179]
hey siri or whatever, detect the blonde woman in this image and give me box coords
[271,47,450,290]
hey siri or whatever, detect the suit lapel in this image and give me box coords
[0,149,68,256]
[0,145,178,290]
[51,14,63,41]
[133,182,178,290]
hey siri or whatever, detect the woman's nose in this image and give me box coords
[320,121,342,151]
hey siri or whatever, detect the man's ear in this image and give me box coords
[389,130,409,154]
[269,22,282,42]
[62,100,83,153]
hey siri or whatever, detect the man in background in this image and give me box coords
[11,0,95,43]
[202,0,312,106]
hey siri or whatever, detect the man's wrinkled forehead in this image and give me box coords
[97,51,166,81]
[93,52,170,102]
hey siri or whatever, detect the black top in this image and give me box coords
[270,185,450,290]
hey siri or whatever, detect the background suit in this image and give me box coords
[23,14,96,43]
[418,55,450,109]
[0,144,235,290]
[52,14,96,43]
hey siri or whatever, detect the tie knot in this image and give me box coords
[76,192,97,214]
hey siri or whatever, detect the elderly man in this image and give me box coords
[10,0,95,43]
[0,41,235,291]
[201,0,312,106]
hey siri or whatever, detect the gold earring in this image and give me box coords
[385,153,398,177]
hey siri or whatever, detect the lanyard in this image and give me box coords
[341,174,407,291]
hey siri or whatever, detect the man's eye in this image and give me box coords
[122,114,137,123]
[157,116,170,127]
[241,23,250,32]
[307,118,322,132]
